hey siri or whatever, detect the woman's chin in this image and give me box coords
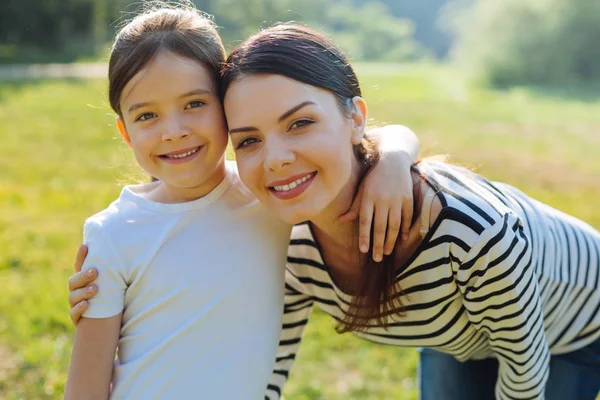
[274,208,314,226]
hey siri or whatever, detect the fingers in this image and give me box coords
[68,267,97,292]
[70,300,88,326]
[400,196,414,242]
[73,244,88,272]
[68,285,97,308]
[358,198,374,254]
[384,206,402,256]
[371,204,389,262]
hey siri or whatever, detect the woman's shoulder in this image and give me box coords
[416,159,516,229]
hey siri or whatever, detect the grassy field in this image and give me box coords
[0,63,599,399]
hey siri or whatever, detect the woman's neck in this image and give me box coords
[309,159,363,254]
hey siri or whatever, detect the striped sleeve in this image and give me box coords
[265,270,314,400]
[456,213,550,400]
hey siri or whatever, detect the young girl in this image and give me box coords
[64,5,420,400]
[216,25,599,400]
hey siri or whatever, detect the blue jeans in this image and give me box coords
[418,337,600,400]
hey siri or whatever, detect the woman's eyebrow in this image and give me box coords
[278,101,315,122]
[229,101,316,135]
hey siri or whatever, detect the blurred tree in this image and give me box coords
[0,0,422,63]
[443,0,600,85]
[214,0,422,61]
[351,0,454,57]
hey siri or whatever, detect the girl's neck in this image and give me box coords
[145,160,226,204]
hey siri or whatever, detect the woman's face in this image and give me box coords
[224,74,366,224]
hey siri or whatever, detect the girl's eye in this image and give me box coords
[289,118,314,130]
[136,112,156,122]
[186,100,205,109]
[235,137,259,149]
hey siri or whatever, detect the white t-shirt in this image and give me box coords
[81,162,291,399]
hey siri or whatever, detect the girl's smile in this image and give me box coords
[157,145,204,164]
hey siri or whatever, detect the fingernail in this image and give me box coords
[360,244,368,253]
[86,269,94,278]
[374,254,383,262]
[78,302,86,308]
[86,286,95,294]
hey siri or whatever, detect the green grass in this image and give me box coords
[0,64,599,399]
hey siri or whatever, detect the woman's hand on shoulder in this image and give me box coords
[68,245,98,325]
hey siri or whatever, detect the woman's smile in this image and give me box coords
[268,171,317,200]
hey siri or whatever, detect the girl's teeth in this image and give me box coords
[166,147,199,159]
[273,173,314,192]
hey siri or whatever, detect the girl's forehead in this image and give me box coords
[121,52,218,109]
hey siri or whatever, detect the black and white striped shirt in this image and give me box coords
[266,161,600,400]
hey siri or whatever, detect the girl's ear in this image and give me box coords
[350,96,368,145]
[116,117,132,148]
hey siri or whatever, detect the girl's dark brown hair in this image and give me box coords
[108,2,226,116]
[221,24,405,333]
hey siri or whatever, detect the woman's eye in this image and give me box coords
[186,100,205,109]
[235,137,259,149]
[289,119,314,130]
[136,112,156,122]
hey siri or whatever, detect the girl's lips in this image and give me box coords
[158,146,203,164]
[268,172,317,200]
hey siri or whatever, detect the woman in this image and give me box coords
[69,24,600,399]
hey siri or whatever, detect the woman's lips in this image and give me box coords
[268,172,317,200]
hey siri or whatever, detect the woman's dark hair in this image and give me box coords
[108,2,226,116]
[221,24,405,333]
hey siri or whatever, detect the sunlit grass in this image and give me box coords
[0,64,599,399]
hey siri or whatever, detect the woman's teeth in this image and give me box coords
[272,173,315,192]
[165,147,200,159]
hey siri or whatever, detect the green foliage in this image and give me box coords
[0,0,422,63]
[0,0,124,63]
[444,0,600,85]
[1,64,600,398]
[212,0,422,61]
[351,0,453,57]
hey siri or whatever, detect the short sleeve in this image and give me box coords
[81,220,128,319]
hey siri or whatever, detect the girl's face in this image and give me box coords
[224,74,366,224]
[118,51,228,198]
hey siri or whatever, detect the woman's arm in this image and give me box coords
[68,245,97,324]
[344,125,420,261]
[458,213,550,399]
[265,271,315,400]
[64,314,122,400]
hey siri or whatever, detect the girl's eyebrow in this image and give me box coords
[128,101,153,113]
[128,88,212,113]
[229,101,316,135]
[178,88,212,98]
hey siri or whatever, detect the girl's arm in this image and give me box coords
[342,125,419,261]
[64,314,122,400]
[265,271,314,400]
